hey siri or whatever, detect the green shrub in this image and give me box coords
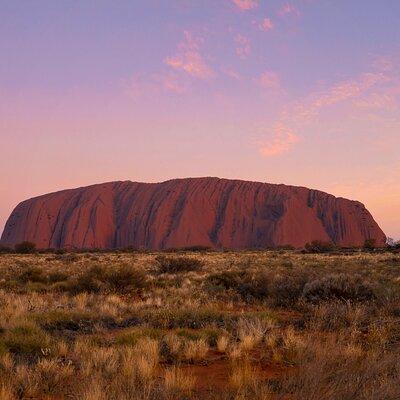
[207,269,315,306]
[107,264,147,292]
[0,245,12,254]
[364,239,376,251]
[71,266,105,294]
[115,328,163,346]
[34,310,98,333]
[2,323,51,357]
[17,266,47,284]
[206,271,246,291]
[15,241,37,254]
[206,270,269,301]
[155,256,204,273]
[268,273,309,307]
[67,264,147,294]
[308,302,370,332]
[181,245,213,252]
[55,253,79,263]
[48,271,69,283]
[304,240,336,253]
[302,274,376,303]
[140,308,230,329]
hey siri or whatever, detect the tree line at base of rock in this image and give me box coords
[0,239,399,255]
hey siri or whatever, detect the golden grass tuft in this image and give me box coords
[164,366,195,394]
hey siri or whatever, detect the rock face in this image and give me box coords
[1,178,386,249]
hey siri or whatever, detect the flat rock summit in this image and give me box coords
[1,177,386,249]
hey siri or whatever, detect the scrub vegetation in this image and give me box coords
[0,249,399,399]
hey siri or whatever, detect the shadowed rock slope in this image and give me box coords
[1,178,386,249]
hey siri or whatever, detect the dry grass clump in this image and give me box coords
[164,366,195,394]
[275,338,400,400]
[183,338,209,362]
[229,360,258,391]
[216,335,229,353]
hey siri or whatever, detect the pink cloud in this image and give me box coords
[128,71,187,98]
[291,72,388,122]
[256,61,396,157]
[222,67,241,80]
[235,34,251,59]
[258,123,300,156]
[165,31,214,80]
[373,56,394,72]
[279,3,300,17]
[353,93,397,110]
[232,0,258,11]
[258,71,281,89]
[156,73,187,94]
[259,18,274,32]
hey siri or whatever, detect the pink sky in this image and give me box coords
[1,1,400,239]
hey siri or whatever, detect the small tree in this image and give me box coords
[363,239,376,251]
[15,241,36,254]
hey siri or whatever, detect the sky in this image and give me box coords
[1,0,400,240]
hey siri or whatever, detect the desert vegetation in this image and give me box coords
[0,249,399,399]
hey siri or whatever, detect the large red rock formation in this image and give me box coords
[1,178,386,249]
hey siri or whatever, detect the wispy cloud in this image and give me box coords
[259,18,274,31]
[232,0,258,11]
[256,58,398,157]
[257,123,300,156]
[279,3,300,17]
[258,70,281,90]
[235,34,251,59]
[128,71,187,98]
[165,31,214,80]
[289,72,388,123]
[221,67,242,80]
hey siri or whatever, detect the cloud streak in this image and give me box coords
[235,34,251,59]
[232,0,258,11]
[279,3,300,17]
[258,71,281,90]
[257,60,398,157]
[259,18,274,31]
[258,123,300,156]
[165,31,214,80]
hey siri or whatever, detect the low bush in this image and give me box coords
[364,238,377,251]
[302,273,376,303]
[115,328,163,346]
[34,310,100,333]
[304,240,336,253]
[107,264,147,292]
[17,266,47,284]
[69,264,147,294]
[70,265,105,294]
[1,323,51,357]
[207,270,310,306]
[155,256,203,273]
[15,241,37,254]
[48,271,69,283]
[181,245,213,252]
[268,273,310,307]
[141,308,231,329]
[307,301,370,332]
[0,245,12,254]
